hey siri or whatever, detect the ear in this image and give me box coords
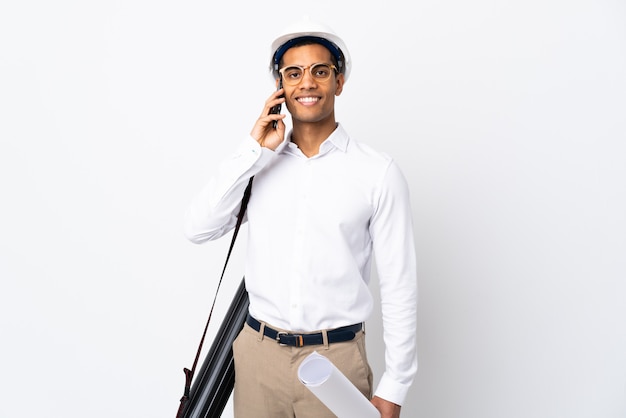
[334,73,345,97]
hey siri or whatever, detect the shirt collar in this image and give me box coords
[322,123,349,153]
[284,123,349,156]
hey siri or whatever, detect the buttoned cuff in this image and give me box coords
[373,373,412,406]
[235,136,272,164]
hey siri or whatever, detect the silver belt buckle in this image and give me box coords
[276,331,288,346]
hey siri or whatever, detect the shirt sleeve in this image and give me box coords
[369,160,418,406]
[184,136,275,244]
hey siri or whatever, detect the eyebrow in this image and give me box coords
[282,62,333,68]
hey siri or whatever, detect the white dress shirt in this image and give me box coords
[184,124,417,406]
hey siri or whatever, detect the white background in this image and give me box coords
[1,1,625,417]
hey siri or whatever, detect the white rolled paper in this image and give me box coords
[297,351,381,418]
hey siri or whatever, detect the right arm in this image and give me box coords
[183,89,286,244]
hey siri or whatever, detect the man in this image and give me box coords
[184,19,417,418]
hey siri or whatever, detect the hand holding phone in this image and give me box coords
[269,76,284,128]
[251,77,285,149]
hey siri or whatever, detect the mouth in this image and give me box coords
[296,96,321,106]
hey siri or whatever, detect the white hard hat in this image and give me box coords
[269,18,351,83]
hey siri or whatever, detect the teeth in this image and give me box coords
[298,97,318,103]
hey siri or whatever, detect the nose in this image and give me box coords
[299,68,317,88]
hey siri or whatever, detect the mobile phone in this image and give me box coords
[269,76,284,128]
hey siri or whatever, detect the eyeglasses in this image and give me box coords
[278,63,339,86]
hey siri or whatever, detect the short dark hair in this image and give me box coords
[275,36,343,72]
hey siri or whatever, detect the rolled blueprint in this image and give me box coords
[297,351,381,418]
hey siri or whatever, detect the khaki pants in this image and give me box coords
[232,321,373,418]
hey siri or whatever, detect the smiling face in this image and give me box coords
[279,43,344,129]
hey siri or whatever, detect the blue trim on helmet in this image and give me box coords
[273,36,344,73]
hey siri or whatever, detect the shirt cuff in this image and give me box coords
[235,135,270,162]
[373,372,412,406]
